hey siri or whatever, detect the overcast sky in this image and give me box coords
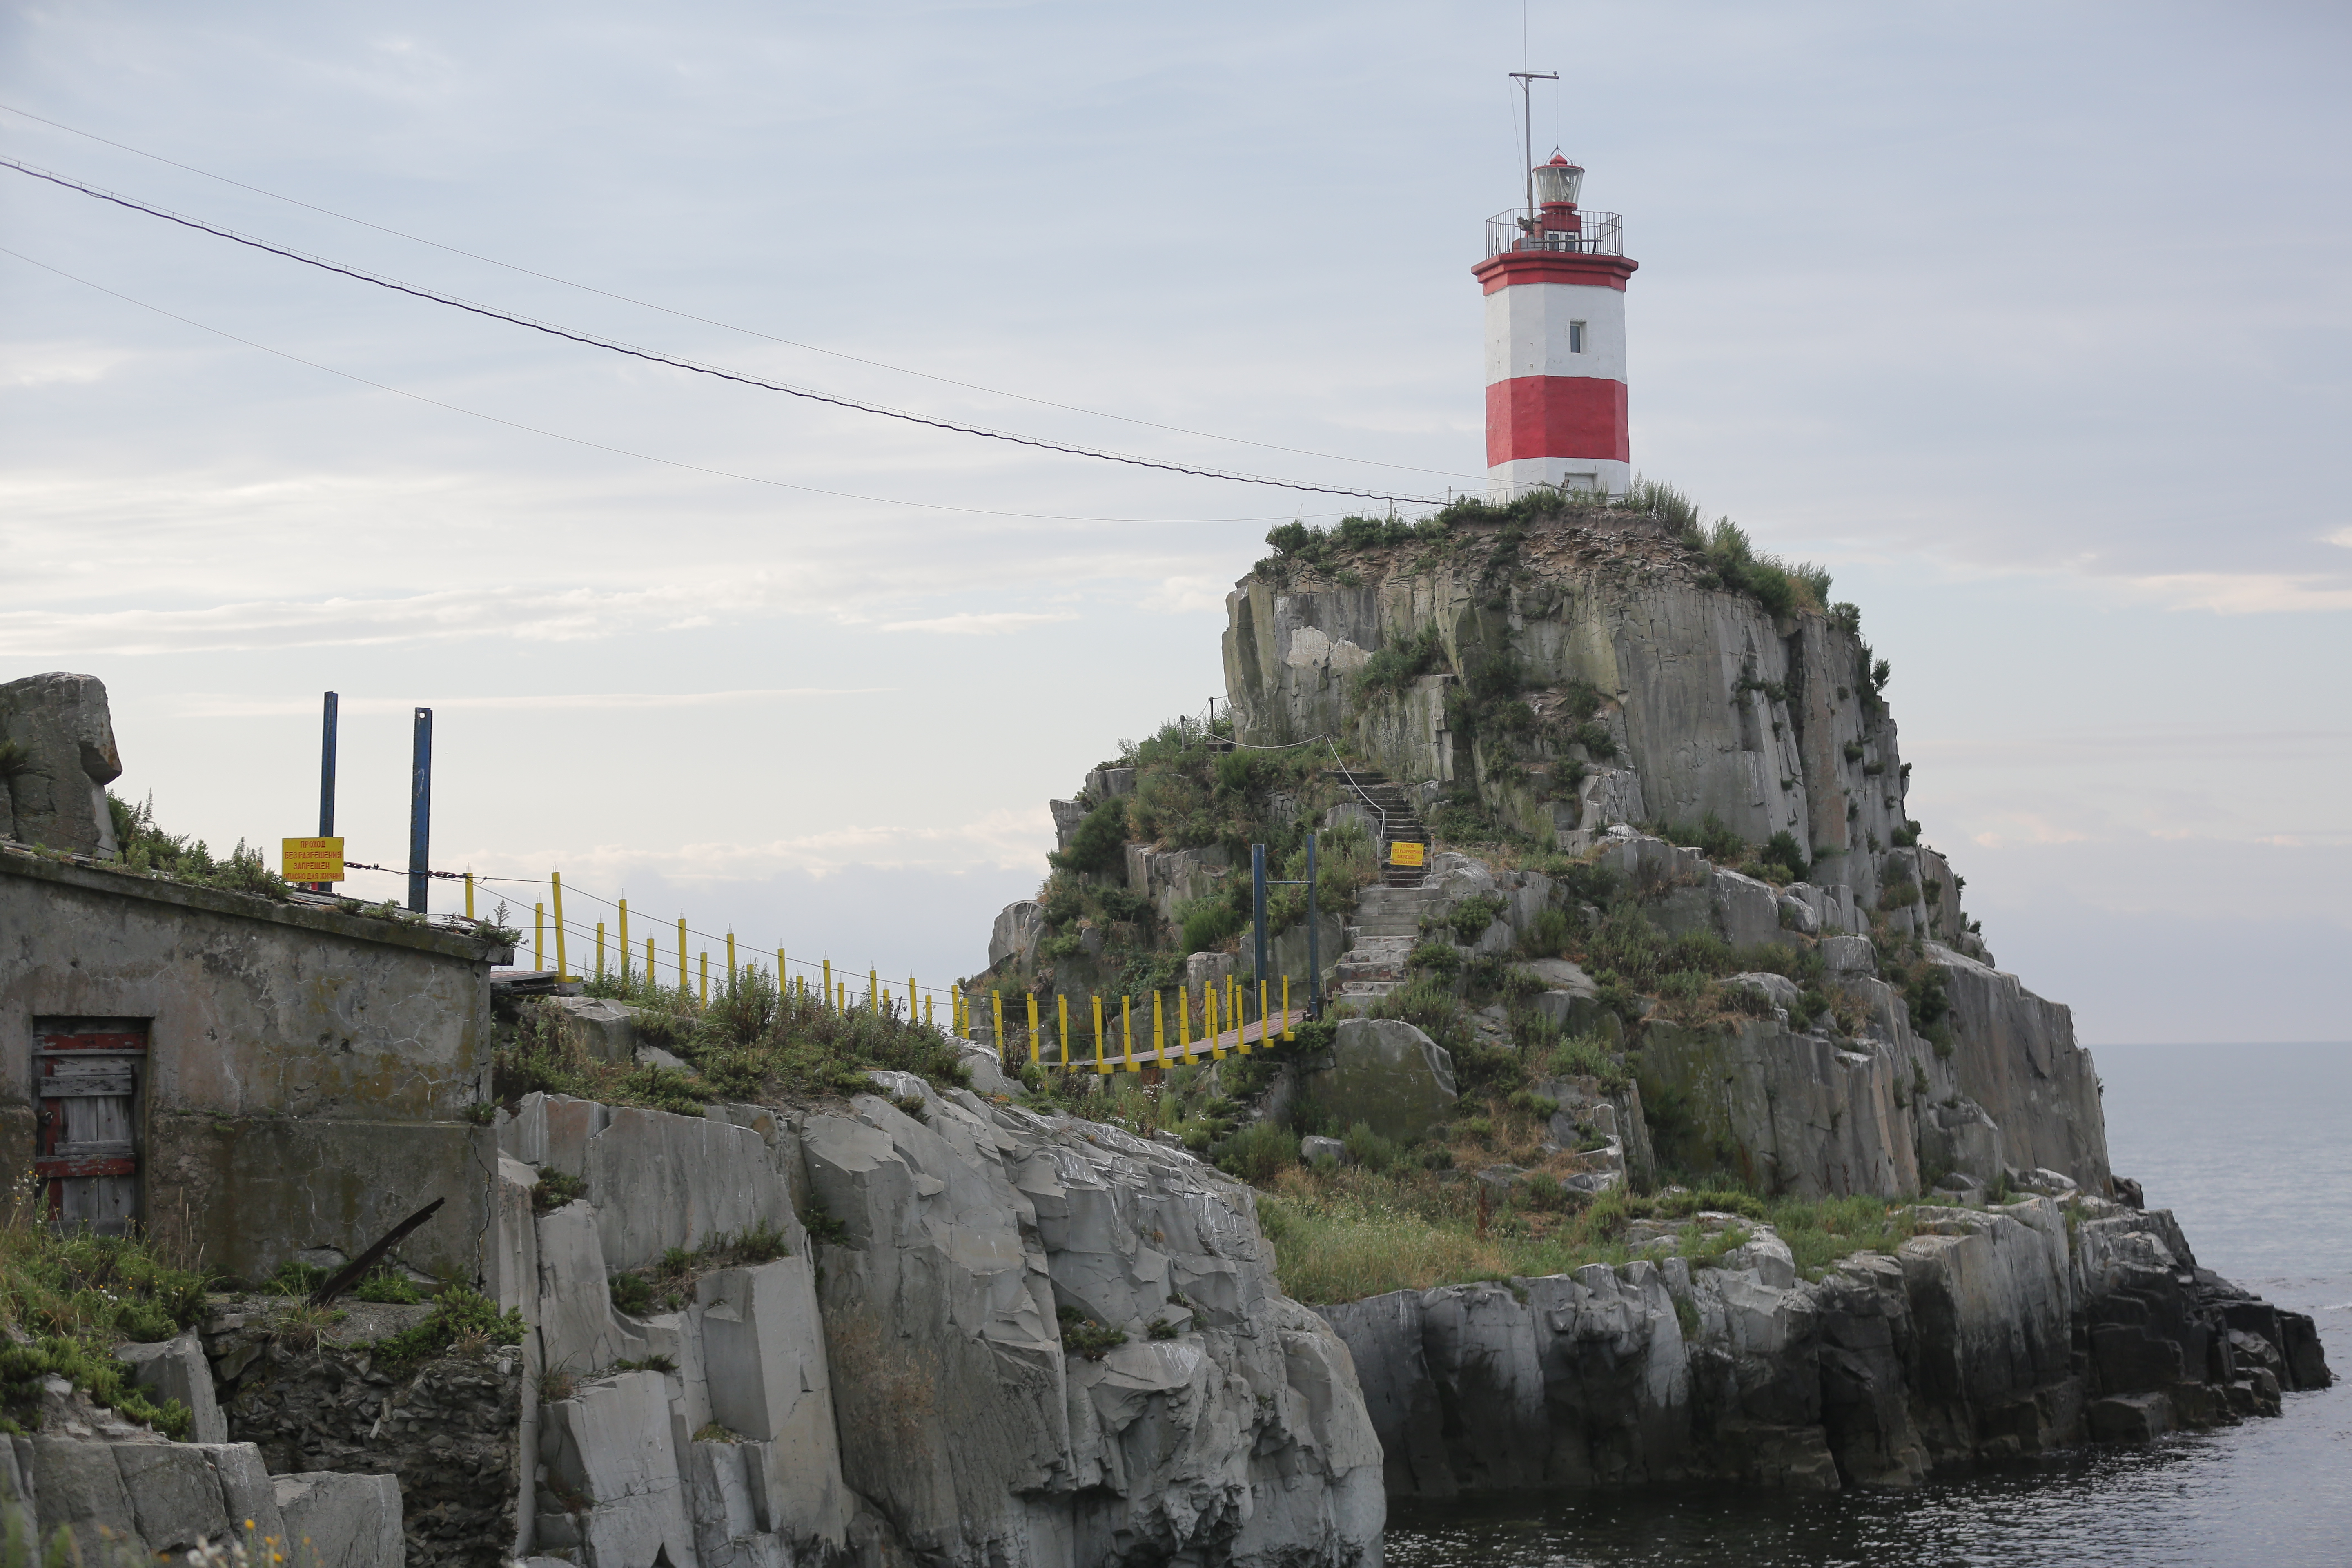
[4,1,2346,1043]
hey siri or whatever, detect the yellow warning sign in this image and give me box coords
[1388,840,1426,868]
[282,837,345,881]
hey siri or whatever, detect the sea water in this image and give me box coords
[1381,1042,2352,1568]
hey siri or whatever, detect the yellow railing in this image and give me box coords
[482,868,1302,1071]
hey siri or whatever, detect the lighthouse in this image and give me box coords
[1473,154,1637,500]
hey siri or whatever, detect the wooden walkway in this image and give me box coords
[1023,1008,1307,1073]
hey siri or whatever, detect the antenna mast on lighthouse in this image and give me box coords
[1506,69,1558,231]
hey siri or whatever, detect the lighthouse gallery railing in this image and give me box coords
[1485,209,1624,260]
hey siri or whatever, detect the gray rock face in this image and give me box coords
[0,1386,393,1568]
[541,996,641,1064]
[501,1089,1381,1568]
[0,672,122,856]
[115,1333,226,1445]
[1298,1018,1458,1141]
[1320,1197,2329,1498]
[990,901,1047,973]
[273,1472,405,1568]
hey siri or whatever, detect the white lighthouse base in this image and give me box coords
[1485,458,1631,504]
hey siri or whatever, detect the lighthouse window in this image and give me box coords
[1569,320,1586,353]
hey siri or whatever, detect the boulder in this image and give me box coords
[0,672,122,856]
[1301,1019,1457,1142]
[543,996,640,1064]
[271,1472,404,1568]
[541,1372,698,1568]
[987,901,1045,971]
[1821,934,1876,976]
[1300,1134,1348,1166]
[115,1332,227,1445]
[1724,972,1802,1013]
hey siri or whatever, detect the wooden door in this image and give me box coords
[34,1020,146,1235]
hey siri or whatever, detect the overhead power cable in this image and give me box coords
[2,155,1447,506]
[0,244,1355,526]
[0,99,1478,484]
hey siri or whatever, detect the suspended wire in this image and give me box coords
[0,99,1478,483]
[1,245,1366,526]
[2,155,1449,506]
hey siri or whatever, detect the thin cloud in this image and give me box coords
[879,610,1078,635]
[2125,572,2352,614]
[176,688,889,718]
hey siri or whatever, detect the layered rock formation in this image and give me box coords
[490,1080,1383,1567]
[1321,1195,2330,1494]
[0,671,122,858]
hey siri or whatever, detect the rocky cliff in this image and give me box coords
[489,1070,1383,1568]
[1320,1195,2328,1495]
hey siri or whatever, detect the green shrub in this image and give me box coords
[1341,1121,1401,1173]
[369,1285,524,1374]
[1215,1120,1299,1184]
[1406,940,1461,976]
[1050,798,1130,876]
[1447,894,1509,944]
[610,1273,654,1315]
[1518,907,1572,958]
[1760,831,1809,880]
[352,1269,421,1305]
[1654,813,1745,864]
[532,1168,588,1214]
[1358,628,1445,698]
[1057,1305,1129,1360]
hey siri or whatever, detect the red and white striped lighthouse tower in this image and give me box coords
[1472,154,1637,499]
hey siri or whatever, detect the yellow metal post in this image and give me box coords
[551,872,569,979]
[1179,991,1191,1060]
[645,937,655,984]
[909,975,918,1022]
[1283,976,1293,1040]
[1093,995,1108,1074]
[699,951,708,1005]
[1123,996,1137,1072]
[1058,994,1070,1070]
[596,922,606,977]
[1153,992,1165,1066]
[1026,992,1041,1063]
[463,873,474,920]
[534,903,544,970]
[727,933,737,985]
[924,995,933,1028]
[619,899,630,980]
[1260,980,1270,1047]
[777,948,785,991]
[1208,986,1225,1060]
[869,969,878,1013]
[823,959,833,1011]
[1233,976,1248,1054]
[677,918,688,991]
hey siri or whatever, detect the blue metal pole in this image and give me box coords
[1251,843,1268,1000]
[318,692,338,838]
[407,707,432,913]
[1306,831,1320,1018]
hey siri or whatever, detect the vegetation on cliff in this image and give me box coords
[0,1189,208,1439]
[494,967,974,1112]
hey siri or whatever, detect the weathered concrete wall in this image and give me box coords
[0,845,508,1285]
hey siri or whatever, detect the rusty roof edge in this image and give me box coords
[0,841,516,965]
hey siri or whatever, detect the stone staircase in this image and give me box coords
[1325,766,1434,888]
[1330,883,1441,1005]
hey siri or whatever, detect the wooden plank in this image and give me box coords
[35,1033,147,1052]
[36,1156,137,1178]
[39,1071,136,1098]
